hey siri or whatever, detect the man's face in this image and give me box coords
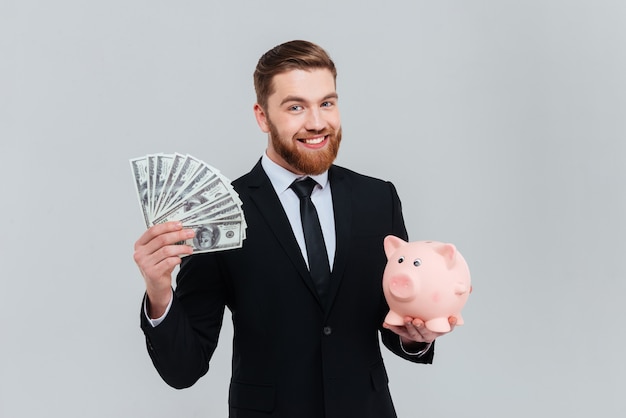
[199,231,211,245]
[199,230,213,247]
[254,69,342,175]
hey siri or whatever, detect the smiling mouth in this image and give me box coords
[298,135,328,145]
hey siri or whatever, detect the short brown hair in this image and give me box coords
[253,40,337,109]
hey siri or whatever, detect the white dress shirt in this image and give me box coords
[260,153,336,270]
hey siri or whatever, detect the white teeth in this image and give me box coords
[302,136,325,145]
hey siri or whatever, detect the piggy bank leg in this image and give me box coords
[425,317,452,333]
[384,310,405,326]
[455,314,464,326]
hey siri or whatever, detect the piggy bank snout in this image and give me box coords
[387,274,416,302]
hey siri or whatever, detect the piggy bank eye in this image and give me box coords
[413,259,422,267]
[397,256,405,263]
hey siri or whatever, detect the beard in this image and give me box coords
[268,119,342,175]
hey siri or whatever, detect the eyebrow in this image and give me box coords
[280,93,339,106]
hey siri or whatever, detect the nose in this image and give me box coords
[304,108,325,132]
[388,274,416,301]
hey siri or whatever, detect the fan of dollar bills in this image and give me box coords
[130,153,246,254]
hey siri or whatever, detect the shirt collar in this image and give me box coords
[261,152,329,195]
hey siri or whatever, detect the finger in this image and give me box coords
[143,236,195,270]
[410,318,425,329]
[134,227,194,280]
[404,317,425,333]
[402,317,426,341]
[150,248,185,275]
[135,221,184,248]
[141,227,195,257]
[138,244,193,285]
[141,253,182,282]
[382,323,412,340]
[410,318,444,343]
[414,321,435,342]
[148,241,193,266]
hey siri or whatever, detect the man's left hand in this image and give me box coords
[383,316,457,345]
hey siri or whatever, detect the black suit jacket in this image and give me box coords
[141,161,434,418]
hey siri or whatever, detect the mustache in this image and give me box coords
[293,128,335,140]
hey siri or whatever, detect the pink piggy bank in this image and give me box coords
[382,236,472,332]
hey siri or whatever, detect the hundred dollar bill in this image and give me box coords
[152,190,235,226]
[182,201,243,225]
[156,164,221,218]
[130,157,151,227]
[181,205,242,229]
[187,194,242,221]
[181,220,244,254]
[152,153,174,217]
[146,154,161,218]
[208,208,248,241]
[153,153,185,216]
[155,154,204,216]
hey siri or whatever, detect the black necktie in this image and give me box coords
[290,178,331,305]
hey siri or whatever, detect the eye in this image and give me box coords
[288,105,303,112]
[413,259,422,267]
[321,101,334,108]
[397,256,405,263]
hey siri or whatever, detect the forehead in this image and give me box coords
[269,68,336,103]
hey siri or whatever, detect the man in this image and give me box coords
[134,40,456,418]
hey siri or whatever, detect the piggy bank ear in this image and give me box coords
[436,243,457,269]
[383,235,407,259]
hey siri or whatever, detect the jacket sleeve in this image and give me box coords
[140,252,228,388]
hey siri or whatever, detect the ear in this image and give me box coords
[253,103,270,133]
[435,243,457,269]
[383,235,407,259]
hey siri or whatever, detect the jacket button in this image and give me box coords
[323,326,332,336]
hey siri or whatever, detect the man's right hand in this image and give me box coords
[133,221,195,318]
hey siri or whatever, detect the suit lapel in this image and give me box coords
[244,161,323,306]
[326,166,352,314]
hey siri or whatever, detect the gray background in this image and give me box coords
[1,1,624,417]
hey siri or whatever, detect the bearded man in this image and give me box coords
[134,40,456,418]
